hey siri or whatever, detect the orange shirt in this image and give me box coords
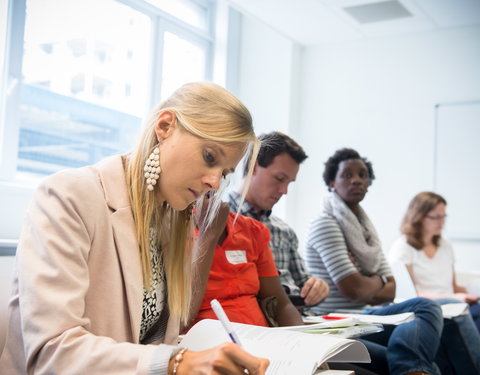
[192,212,278,327]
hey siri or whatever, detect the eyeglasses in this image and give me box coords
[425,215,447,221]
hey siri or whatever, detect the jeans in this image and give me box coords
[434,298,480,374]
[358,297,443,375]
[468,302,480,333]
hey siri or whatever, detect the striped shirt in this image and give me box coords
[228,191,310,294]
[305,214,391,314]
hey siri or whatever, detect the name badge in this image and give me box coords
[225,250,247,264]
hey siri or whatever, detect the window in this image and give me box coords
[161,31,208,99]
[145,0,210,32]
[0,0,215,181]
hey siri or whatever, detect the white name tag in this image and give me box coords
[225,250,247,264]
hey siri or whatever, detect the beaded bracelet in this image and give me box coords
[172,347,188,375]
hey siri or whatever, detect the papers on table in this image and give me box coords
[299,301,469,334]
[287,316,383,338]
[295,317,359,329]
[441,302,469,318]
[305,312,414,325]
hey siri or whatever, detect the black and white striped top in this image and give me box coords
[305,214,391,315]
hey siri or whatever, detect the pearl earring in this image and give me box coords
[144,147,161,191]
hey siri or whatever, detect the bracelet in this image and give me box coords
[172,347,188,375]
[379,275,388,286]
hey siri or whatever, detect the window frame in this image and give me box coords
[0,0,217,183]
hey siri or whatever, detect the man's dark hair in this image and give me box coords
[322,148,375,186]
[243,131,308,176]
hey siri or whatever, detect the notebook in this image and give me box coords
[180,319,370,374]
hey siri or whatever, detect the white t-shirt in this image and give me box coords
[389,235,455,295]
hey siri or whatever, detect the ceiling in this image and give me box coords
[226,0,480,46]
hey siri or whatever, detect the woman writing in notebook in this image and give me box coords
[305,148,480,375]
[389,191,480,332]
[0,82,269,375]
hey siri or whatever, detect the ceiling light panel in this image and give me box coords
[343,0,412,24]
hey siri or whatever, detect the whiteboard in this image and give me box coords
[435,101,480,239]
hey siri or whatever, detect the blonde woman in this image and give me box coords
[0,82,269,375]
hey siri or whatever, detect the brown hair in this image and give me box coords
[400,191,447,249]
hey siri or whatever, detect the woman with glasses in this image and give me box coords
[389,191,480,333]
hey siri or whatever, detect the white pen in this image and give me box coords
[210,299,243,346]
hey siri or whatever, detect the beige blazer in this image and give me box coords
[0,155,180,374]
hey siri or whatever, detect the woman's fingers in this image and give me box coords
[219,343,269,375]
[179,343,269,375]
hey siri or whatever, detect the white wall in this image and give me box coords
[233,14,303,218]
[232,12,480,274]
[236,15,299,136]
[294,26,480,273]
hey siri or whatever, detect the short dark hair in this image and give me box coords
[243,131,308,176]
[322,148,375,186]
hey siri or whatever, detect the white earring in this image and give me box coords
[144,147,161,191]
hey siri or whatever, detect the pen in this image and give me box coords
[210,299,243,346]
[321,315,349,320]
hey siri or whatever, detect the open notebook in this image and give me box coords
[181,319,370,375]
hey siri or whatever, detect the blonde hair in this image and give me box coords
[125,82,259,325]
[400,191,447,249]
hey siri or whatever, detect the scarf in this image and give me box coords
[322,191,382,275]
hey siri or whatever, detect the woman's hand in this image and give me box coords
[453,292,479,304]
[173,343,270,375]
